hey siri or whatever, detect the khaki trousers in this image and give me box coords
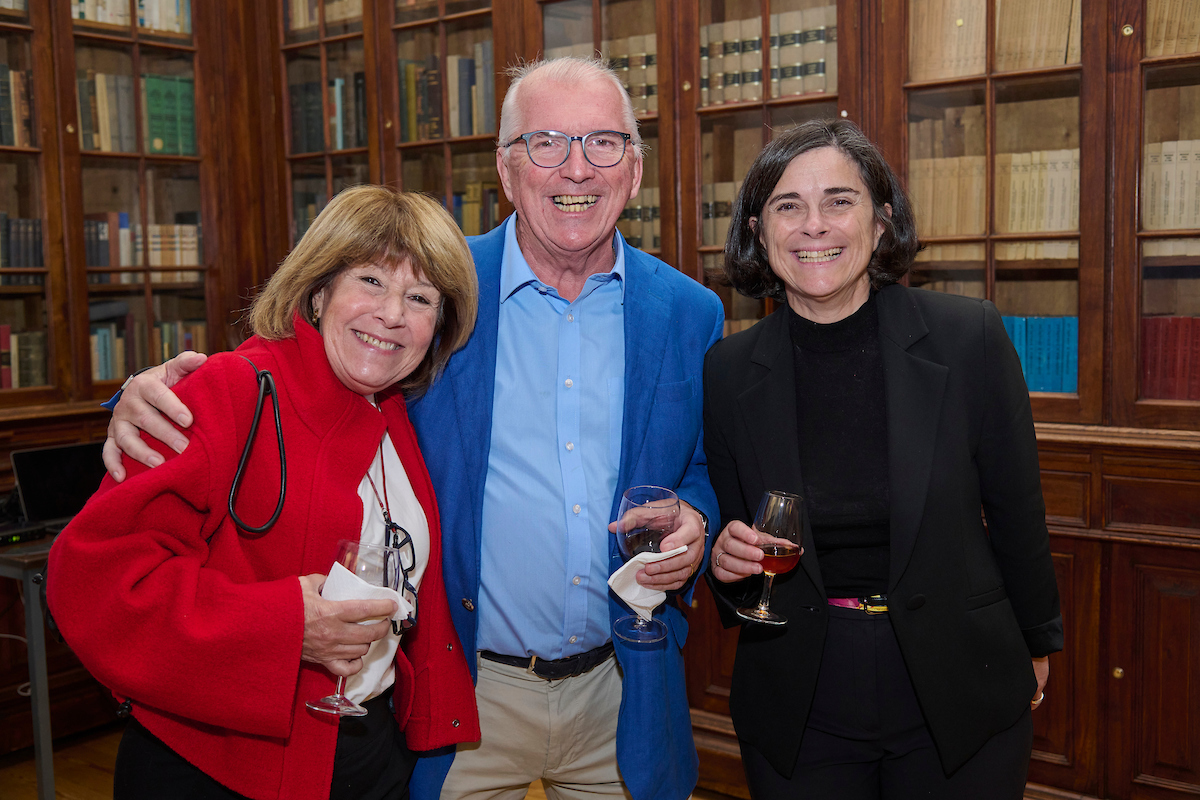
[440,654,633,800]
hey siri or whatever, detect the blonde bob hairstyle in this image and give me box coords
[248,186,478,396]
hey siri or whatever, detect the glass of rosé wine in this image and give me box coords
[736,490,804,626]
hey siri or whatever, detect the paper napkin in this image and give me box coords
[322,560,413,623]
[607,544,688,621]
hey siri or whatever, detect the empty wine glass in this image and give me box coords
[307,540,403,717]
[736,490,804,626]
[612,485,680,643]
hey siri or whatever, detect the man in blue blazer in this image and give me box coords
[102,57,722,800]
[406,58,722,800]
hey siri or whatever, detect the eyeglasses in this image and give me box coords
[386,522,419,634]
[505,130,633,168]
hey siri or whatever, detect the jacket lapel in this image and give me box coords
[615,245,672,512]
[876,286,948,591]
[735,309,823,592]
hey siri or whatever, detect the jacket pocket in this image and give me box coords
[966,585,1008,610]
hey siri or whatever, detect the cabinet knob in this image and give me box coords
[682,81,692,92]
[385,120,393,129]
[1113,667,1125,679]
[1122,25,1134,36]
[66,123,75,134]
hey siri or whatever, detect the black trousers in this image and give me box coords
[741,605,1033,800]
[114,691,417,800]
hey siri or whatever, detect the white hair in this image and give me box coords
[496,56,645,163]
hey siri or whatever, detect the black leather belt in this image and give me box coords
[480,642,615,681]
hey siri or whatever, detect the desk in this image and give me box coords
[0,534,55,800]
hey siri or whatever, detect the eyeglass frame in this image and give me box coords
[385,521,419,634]
[504,130,634,169]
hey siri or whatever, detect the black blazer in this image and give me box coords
[703,284,1063,776]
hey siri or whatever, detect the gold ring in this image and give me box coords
[1031,692,1045,707]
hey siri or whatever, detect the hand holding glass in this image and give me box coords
[736,490,804,626]
[612,485,680,643]
[306,540,403,717]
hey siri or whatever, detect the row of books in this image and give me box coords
[0,214,44,281]
[75,0,192,33]
[995,149,1081,234]
[0,64,33,148]
[617,187,662,251]
[1142,315,1200,400]
[293,189,326,242]
[599,37,659,116]
[451,180,500,238]
[993,0,1081,72]
[397,56,442,142]
[700,181,742,247]
[1146,0,1200,57]
[1142,274,1200,317]
[287,0,361,31]
[1143,140,1200,231]
[83,218,202,283]
[76,71,196,155]
[1002,315,1079,393]
[699,6,838,109]
[909,107,985,161]
[0,1,26,12]
[910,156,987,238]
[397,43,496,142]
[909,0,986,81]
[88,317,207,382]
[0,325,45,388]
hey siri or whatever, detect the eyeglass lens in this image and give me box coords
[524,131,627,168]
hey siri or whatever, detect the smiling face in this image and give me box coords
[311,257,441,397]
[497,74,642,280]
[752,146,889,324]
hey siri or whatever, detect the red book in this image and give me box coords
[1189,317,1200,401]
[1163,316,1187,400]
[1141,316,1164,399]
[0,324,10,389]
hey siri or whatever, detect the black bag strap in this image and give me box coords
[228,356,286,533]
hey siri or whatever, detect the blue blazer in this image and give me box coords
[407,217,724,800]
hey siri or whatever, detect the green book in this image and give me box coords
[159,75,179,154]
[177,76,196,155]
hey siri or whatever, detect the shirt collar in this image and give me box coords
[499,214,627,304]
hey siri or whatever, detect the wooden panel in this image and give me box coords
[1106,477,1200,533]
[1028,537,1102,796]
[1042,470,1090,527]
[684,579,737,714]
[1109,544,1200,799]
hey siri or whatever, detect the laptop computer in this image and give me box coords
[0,441,107,545]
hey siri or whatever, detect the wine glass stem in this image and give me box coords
[756,573,776,612]
[334,675,346,698]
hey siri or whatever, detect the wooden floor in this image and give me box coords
[0,724,733,800]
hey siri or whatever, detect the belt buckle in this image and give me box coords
[861,595,888,615]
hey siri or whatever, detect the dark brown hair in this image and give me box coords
[724,119,921,300]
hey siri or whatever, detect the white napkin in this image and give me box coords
[322,561,413,624]
[607,544,688,621]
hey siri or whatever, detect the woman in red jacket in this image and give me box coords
[48,186,480,800]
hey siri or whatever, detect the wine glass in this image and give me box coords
[612,485,680,643]
[306,540,403,717]
[736,490,804,626]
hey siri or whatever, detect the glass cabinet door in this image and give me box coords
[692,0,844,332]
[881,0,1101,423]
[386,0,500,236]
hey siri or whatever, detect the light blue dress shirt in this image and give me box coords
[475,219,626,660]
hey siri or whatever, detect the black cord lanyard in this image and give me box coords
[228,356,286,533]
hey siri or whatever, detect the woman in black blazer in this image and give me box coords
[704,120,1062,800]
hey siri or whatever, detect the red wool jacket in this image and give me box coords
[48,317,479,800]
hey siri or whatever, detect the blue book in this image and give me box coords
[1025,317,1049,392]
[1044,317,1064,393]
[458,57,474,138]
[1061,316,1078,393]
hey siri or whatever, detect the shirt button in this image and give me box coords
[567,313,574,322]
[452,719,460,728]
[569,636,577,644]
[566,442,574,451]
[447,643,454,651]
[565,378,573,388]
[573,504,581,514]
[462,599,475,612]
[573,576,581,585]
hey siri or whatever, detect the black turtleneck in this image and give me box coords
[787,292,891,597]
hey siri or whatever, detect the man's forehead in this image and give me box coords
[518,77,627,132]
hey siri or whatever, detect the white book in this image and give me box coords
[1030,150,1047,232]
[627,35,647,115]
[740,17,763,103]
[706,23,724,104]
[644,36,658,114]
[722,20,742,103]
[824,4,838,92]
[699,25,710,107]
[769,14,780,99]
[1068,148,1080,230]
[1162,140,1179,230]
[800,5,827,94]
[445,55,461,137]
[1175,140,1194,230]
[778,11,804,97]
[1012,151,1032,233]
[1144,142,1162,229]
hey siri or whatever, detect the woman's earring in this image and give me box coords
[312,309,319,326]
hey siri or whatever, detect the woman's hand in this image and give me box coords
[711,520,778,583]
[299,574,397,678]
[103,351,208,481]
[1031,655,1050,710]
